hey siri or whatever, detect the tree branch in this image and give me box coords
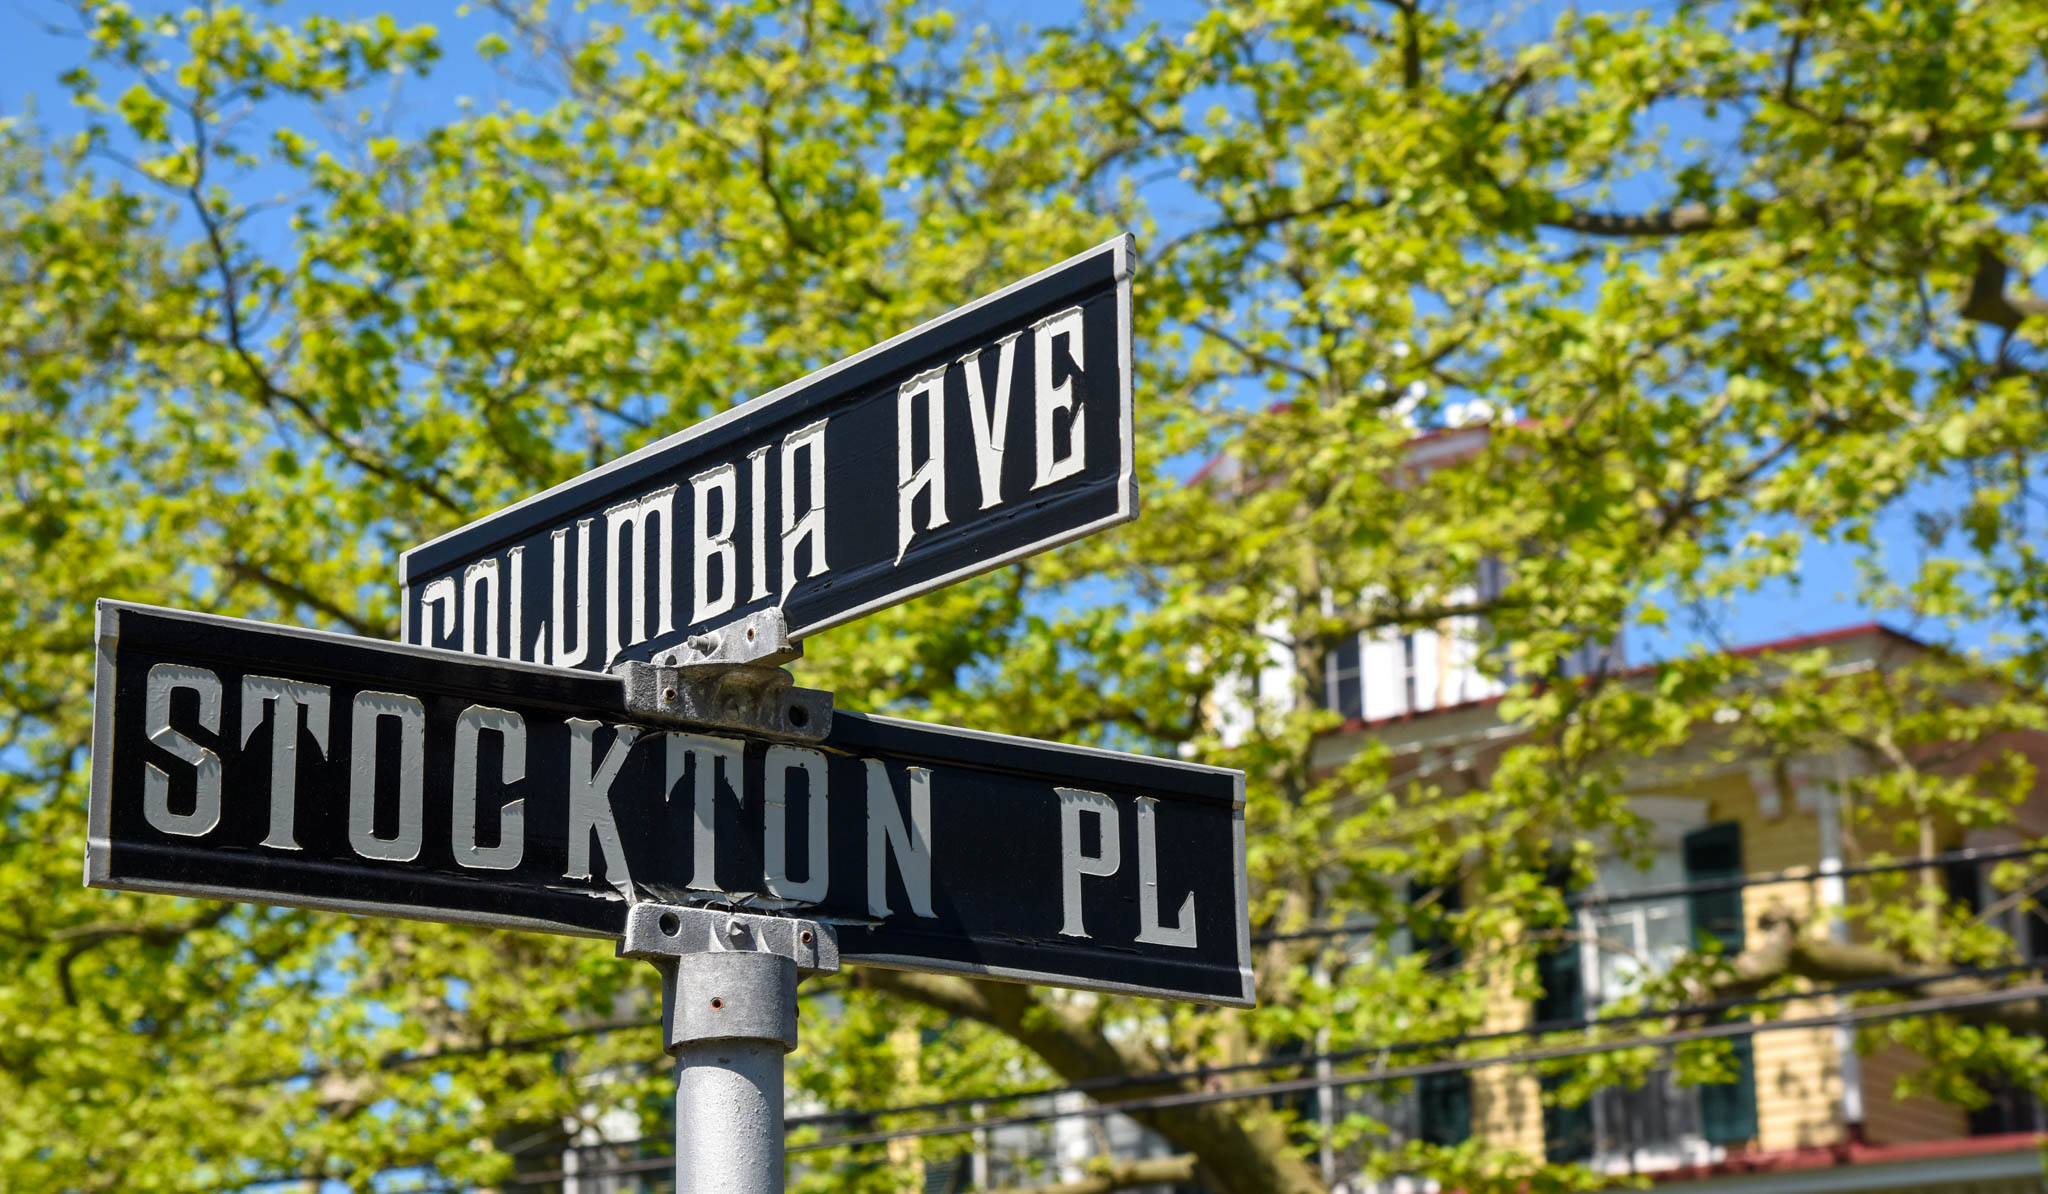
[752,103,892,305]
[54,906,234,1006]
[220,558,388,638]
[1711,911,2048,1033]
[181,104,465,516]
[1153,193,1390,264]
[858,968,1326,1194]
[1185,317,1322,386]
[1541,200,1756,238]
[1962,246,2048,332]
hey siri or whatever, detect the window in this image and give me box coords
[1318,630,1423,721]
[1537,824,1757,1167]
[1578,853,1692,1009]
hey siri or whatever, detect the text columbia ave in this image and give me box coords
[400,237,1135,673]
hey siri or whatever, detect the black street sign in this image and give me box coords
[89,602,1251,1006]
[399,237,1136,673]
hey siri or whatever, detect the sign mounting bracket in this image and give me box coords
[618,903,839,1194]
[613,607,834,743]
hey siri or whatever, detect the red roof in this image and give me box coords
[1653,1129,2045,1184]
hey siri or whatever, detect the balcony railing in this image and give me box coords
[1588,1066,1715,1172]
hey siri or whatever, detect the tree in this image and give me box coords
[3,0,2046,1191]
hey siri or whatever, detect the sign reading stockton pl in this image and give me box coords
[400,236,1136,672]
[88,602,1252,1006]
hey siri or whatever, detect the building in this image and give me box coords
[859,618,2048,1194]
[1287,620,2048,1194]
[1177,414,2048,1193]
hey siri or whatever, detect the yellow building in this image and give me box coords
[1303,622,2048,1194]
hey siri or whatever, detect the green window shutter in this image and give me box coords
[1535,864,1592,1161]
[924,1156,968,1194]
[1697,1036,1758,1146]
[1684,822,1758,1146]
[1416,1071,1472,1146]
[1533,862,1583,1027]
[1943,855,1984,915]
[1409,878,1463,971]
[1533,940,1582,1026]
[1408,879,1472,1144]
[1541,1072,1595,1163]
[1684,822,1745,952]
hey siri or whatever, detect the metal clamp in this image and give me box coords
[612,608,833,742]
[618,903,839,1056]
[619,902,839,975]
[668,606,801,668]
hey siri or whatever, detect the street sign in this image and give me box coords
[399,236,1136,674]
[89,601,1252,1006]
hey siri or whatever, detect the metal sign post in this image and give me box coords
[615,625,841,1194]
[84,240,1258,1193]
[618,904,838,1194]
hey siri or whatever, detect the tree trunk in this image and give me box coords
[860,969,1328,1194]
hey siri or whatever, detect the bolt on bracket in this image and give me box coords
[619,902,839,976]
[618,903,840,1057]
[669,607,801,668]
[612,608,833,742]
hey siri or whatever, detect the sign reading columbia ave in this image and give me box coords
[400,236,1135,672]
[88,602,1252,1005]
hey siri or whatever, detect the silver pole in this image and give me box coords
[619,904,840,1194]
[669,951,798,1194]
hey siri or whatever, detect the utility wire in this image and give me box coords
[489,983,2048,1186]
[788,959,2046,1128]
[239,1016,659,1088]
[438,959,2048,1174]
[243,969,2048,1191]
[795,984,2048,1152]
[241,953,2044,1113]
[243,843,2045,1088]
[236,958,2048,1194]
[226,840,2048,1189]
[1254,841,2048,945]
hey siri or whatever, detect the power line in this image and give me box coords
[786,959,2043,1128]
[239,1016,659,1088]
[245,842,2045,1089]
[798,983,2048,1152]
[490,983,2048,1185]
[243,988,840,1088]
[240,966,2048,1191]
[1254,841,2048,945]
[431,959,2048,1181]
[1577,840,2047,908]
